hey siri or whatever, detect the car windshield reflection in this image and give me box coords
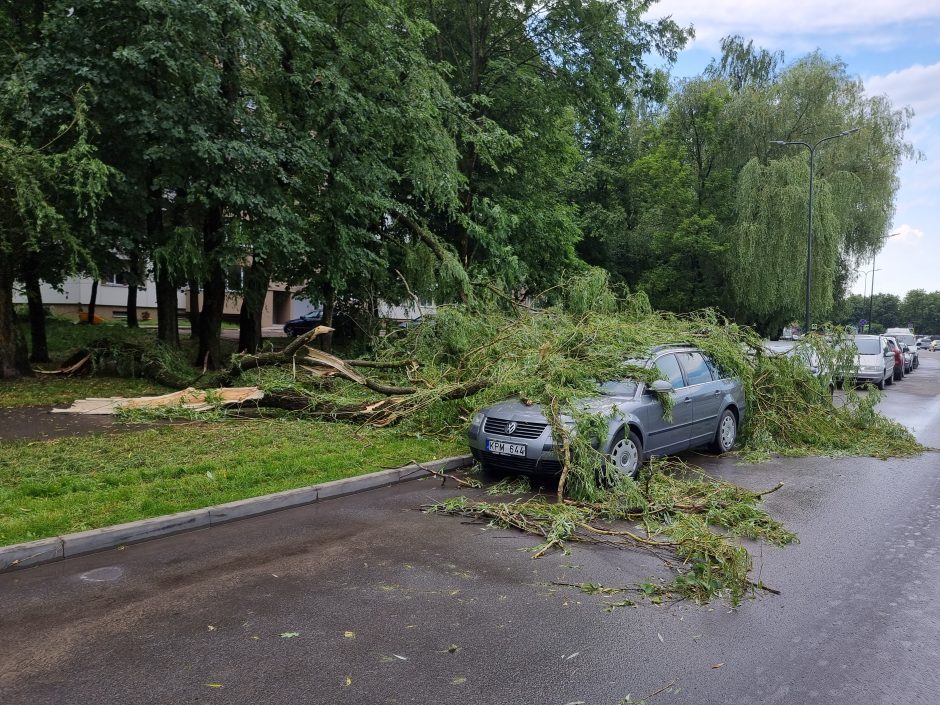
[598,380,638,396]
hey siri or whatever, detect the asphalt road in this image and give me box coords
[2,357,939,705]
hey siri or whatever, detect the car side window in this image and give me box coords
[679,352,714,385]
[654,354,686,389]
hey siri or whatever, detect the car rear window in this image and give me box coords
[854,338,882,355]
[894,334,915,346]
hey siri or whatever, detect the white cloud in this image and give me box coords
[888,223,925,243]
[649,0,940,50]
[865,62,940,121]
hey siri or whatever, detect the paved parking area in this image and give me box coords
[1,358,938,705]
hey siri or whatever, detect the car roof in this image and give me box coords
[650,343,698,353]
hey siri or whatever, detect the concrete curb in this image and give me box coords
[0,454,472,573]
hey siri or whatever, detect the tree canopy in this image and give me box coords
[0,4,918,376]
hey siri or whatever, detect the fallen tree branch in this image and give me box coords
[409,459,480,488]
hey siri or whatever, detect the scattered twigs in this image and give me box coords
[753,481,784,499]
[410,459,480,488]
[748,580,781,595]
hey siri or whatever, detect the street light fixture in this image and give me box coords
[867,230,901,333]
[770,127,860,335]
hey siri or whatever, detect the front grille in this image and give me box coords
[472,449,561,475]
[483,417,548,439]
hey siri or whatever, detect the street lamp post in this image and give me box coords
[770,128,859,335]
[867,231,900,333]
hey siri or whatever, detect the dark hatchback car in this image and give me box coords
[283,310,324,337]
[468,345,745,479]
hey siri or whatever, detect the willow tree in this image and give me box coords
[728,53,915,332]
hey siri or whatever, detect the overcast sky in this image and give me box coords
[648,0,940,298]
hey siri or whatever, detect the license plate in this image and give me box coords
[486,439,527,457]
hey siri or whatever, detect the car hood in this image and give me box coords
[481,395,627,424]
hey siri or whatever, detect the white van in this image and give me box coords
[852,335,894,390]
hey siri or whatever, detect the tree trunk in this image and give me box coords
[23,266,49,363]
[155,270,180,347]
[188,280,200,336]
[196,205,226,369]
[0,258,31,378]
[238,260,268,354]
[125,250,141,328]
[85,279,99,325]
[148,180,179,346]
[320,284,336,353]
[126,283,138,328]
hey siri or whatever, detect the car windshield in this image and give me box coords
[598,358,645,396]
[598,380,638,396]
[894,334,916,346]
[854,338,882,355]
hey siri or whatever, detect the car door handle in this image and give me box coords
[682,397,692,403]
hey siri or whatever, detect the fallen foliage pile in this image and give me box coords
[425,459,794,605]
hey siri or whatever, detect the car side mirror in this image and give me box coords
[903,345,910,352]
[649,380,673,394]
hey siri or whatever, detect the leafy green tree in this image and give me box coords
[0,102,110,377]
[414,0,690,294]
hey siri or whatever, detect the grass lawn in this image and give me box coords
[0,418,463,546]
[0,376,174,408]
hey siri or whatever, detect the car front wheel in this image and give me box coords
[711,409,737,453]
[606,430,642,479]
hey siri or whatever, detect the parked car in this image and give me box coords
[468,345,745,479]
[932,339,940,352]
[884,336,905,381]
[851,335,894,390]
[763,340,836,393]
[916,337,931,350]
[283,309,324,337]
[886,329,919,370]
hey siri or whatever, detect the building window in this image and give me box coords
[102,271,129,287]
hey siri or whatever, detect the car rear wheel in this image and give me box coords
[711,409,737,453]
[605,429,642,480]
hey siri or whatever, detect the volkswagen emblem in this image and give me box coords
[506,421,517,435]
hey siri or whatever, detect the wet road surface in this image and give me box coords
[1,357,939,705]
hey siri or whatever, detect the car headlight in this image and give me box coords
[470,411,485,429]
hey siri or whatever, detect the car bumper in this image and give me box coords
[468,428,564,476]
[469,447,563,475]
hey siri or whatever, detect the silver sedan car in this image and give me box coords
[468,345,745,478]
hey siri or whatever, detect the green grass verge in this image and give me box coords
[0,376,174,408]
[0,418,462,545]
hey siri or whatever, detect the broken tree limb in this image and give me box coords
[217,326,334,384]
[296,355,417,395]
[345,359,414,369]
